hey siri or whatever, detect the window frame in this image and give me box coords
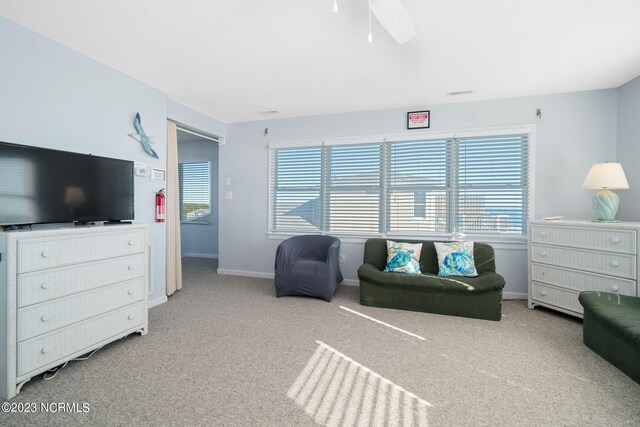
[267,126,534,244]
[179,160,212,224]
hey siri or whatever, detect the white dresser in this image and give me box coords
[0,224,149,399]
[528,219,640,318]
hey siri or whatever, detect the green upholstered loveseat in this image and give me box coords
[358,239,506,321]
[579,291,640,385]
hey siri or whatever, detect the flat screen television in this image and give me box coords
[0,141,134,227]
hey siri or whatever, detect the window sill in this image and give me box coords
[267,231,527,249]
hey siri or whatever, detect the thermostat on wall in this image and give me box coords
[134,162,149,177]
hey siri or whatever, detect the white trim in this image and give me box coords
[341,279,359,286]
[528,124,537,224]
[268,124,535,149]
[183,253,218,259]
[503,292,527,300]
[217,269,274,279]
[176,125,223,144]
[452,125,534,138]
[148,295,168,308]
[268,124,535,239]
[267,232,527,248]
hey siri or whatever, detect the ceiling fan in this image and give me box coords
[371,0,417,44]
[334,0,417,44]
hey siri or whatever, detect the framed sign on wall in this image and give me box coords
[407,110,430,129]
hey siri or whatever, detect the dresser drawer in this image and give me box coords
[18,278,145,341]
[18,254,145,307]
[18,230,145,273]
[531,282,582,314]
[17,302,145,377]
[531,263,636,296]
[530,225,636,254]
[531,244,636,279]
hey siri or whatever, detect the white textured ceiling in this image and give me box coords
[1,0,639,123]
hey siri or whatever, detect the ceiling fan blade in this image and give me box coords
[371,0,417,44]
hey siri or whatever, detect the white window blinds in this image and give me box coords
[269,131,529,236]
[328,144,381,233]
[271,147,322,232]
[456,135,529,234]
[179,162,211,221]
[387,139,450,233]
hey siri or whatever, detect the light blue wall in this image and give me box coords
[219,89,618,297]
[178,136,219,258]
[168,100,226,139]
[0,16,169,304]
[616,75,640,221]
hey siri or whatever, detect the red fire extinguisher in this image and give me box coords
[156,189,166,222]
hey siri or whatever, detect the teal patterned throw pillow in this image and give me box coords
[384,241,422,275]
[434,241,478,277]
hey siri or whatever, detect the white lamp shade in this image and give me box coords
[582,162,629,190]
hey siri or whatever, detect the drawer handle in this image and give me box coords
[128,314,135,320]
[540,251,547,257]
[41,346,50,354]
[611,237,620,244]
[40,315,49,322]
[611,261,619,268]
[40,250,49,258]
[127,240,135,246]
[540,231,547,237]
[540,290,547,296]
[40,282,49,290]
[128,265,135,271]
[611,286,619,292]
[127,289,134,295]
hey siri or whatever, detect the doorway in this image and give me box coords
[177,128,220,271]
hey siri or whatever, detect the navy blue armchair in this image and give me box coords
[274,235,343,302]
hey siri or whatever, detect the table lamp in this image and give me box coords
[582,162,629,222]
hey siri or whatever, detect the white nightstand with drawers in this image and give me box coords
[528,219,640,318]
[0,224,149,399]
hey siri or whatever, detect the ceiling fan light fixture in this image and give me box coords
[368,0,373,43]
[371,0,417,44]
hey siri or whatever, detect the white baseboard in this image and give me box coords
[217,269,274,279]
[341,279,359,287]
[148,295,168,308]
[183,253,218,259]
[503,292,527,300]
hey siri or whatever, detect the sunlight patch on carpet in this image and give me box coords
[288,340,431,426]
[339,306,426,341]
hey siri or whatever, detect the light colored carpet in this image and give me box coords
[2,257,639,426]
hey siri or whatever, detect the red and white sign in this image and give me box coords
[407,110,430,129]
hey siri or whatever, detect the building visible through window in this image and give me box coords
[269,132,529,236]
[179,161,211,222]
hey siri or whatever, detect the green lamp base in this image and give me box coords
[592,189,620,222]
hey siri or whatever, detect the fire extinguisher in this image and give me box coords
[156,189,166,222]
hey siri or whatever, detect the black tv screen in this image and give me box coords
[0,141,134,226]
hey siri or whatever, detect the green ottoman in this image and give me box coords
[578,291,640,385]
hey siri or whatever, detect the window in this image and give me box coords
[328,144,381,233]
[269,131,529,237]
[179,162,211,222]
